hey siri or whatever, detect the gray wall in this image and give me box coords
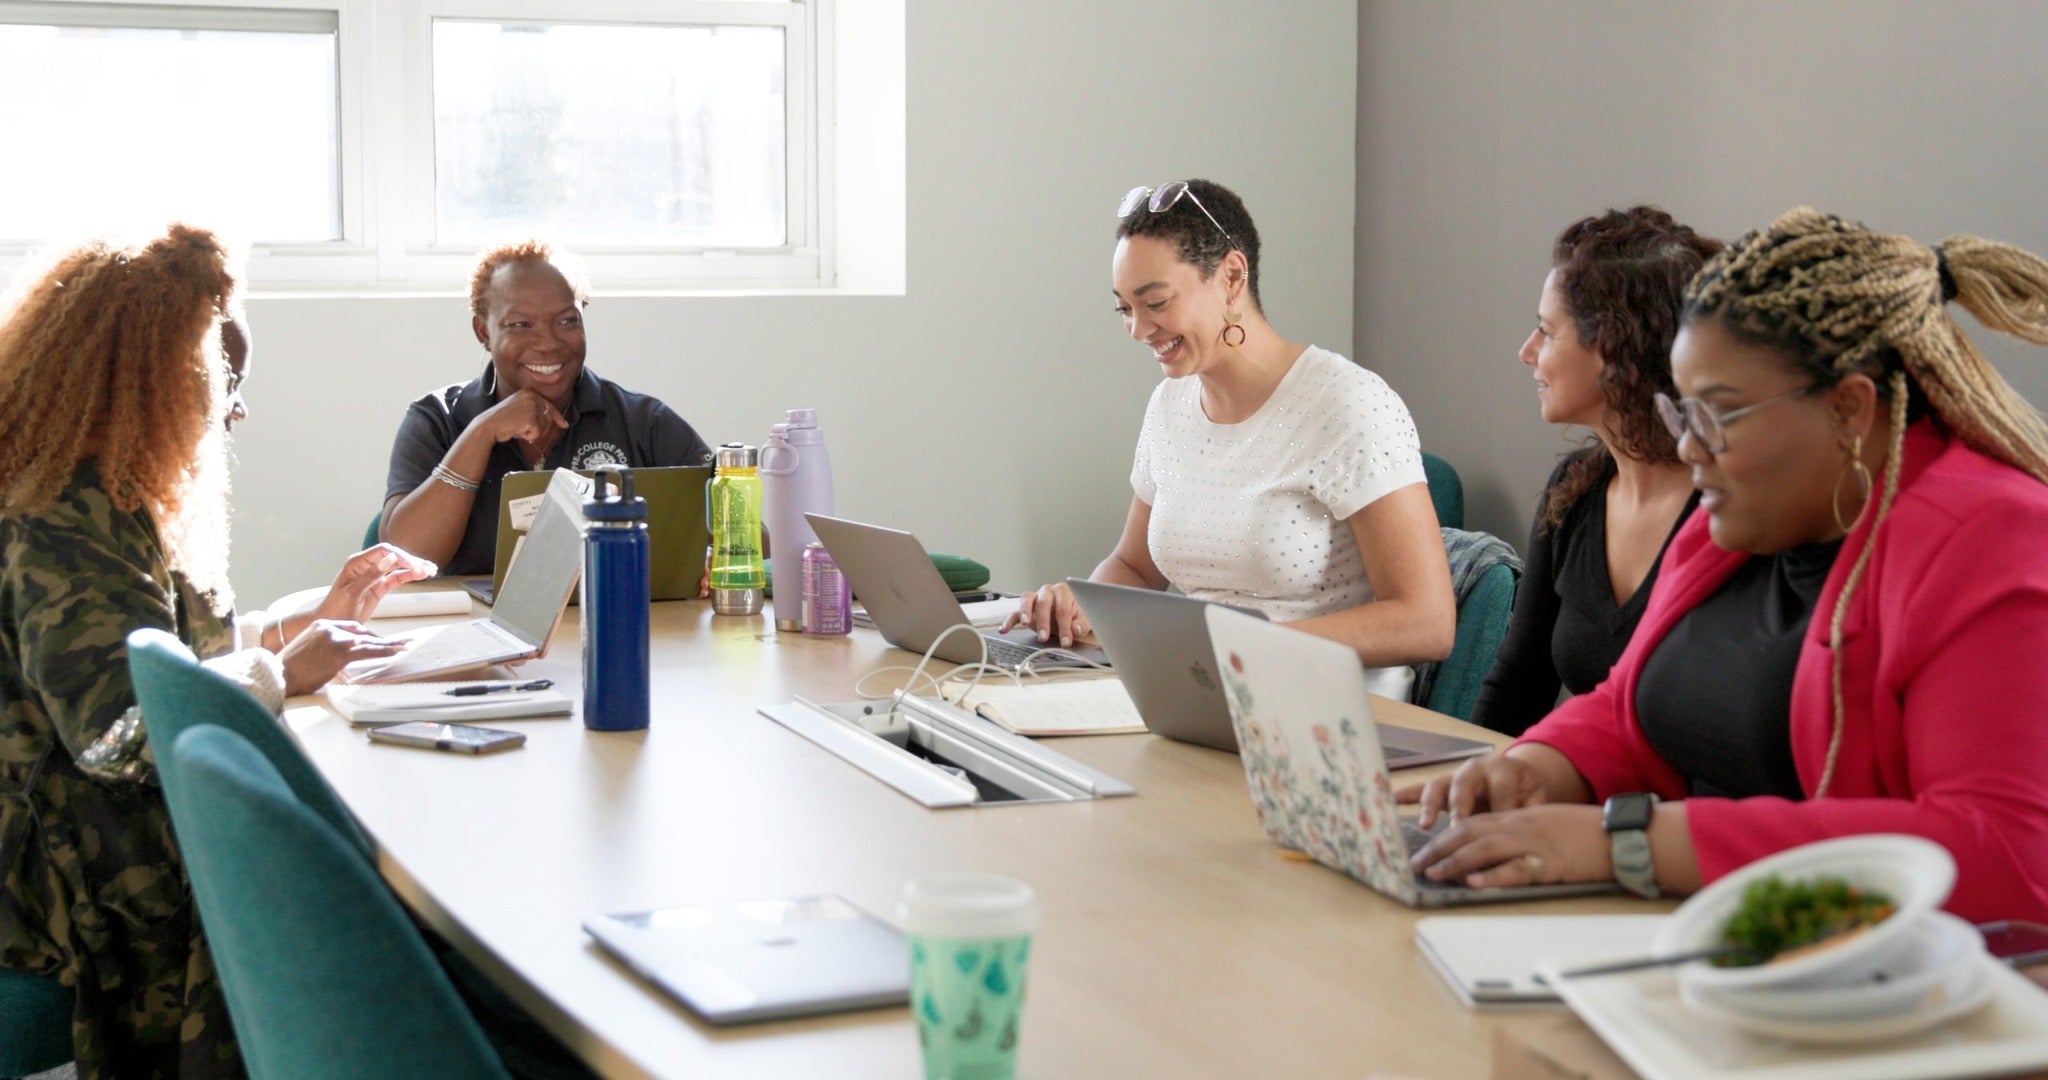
[1356,0,2048,547]
[227,2,1357,605]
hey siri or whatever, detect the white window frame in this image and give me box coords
[0,0,832,292]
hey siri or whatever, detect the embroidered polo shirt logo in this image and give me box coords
[572,441,628,469]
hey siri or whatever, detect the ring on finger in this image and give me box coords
[1520,852,1545,879]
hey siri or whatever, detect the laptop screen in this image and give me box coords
[492,470,586,644]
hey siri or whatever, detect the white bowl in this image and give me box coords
[1654,834,1955,994]
[1702,911,1982,1021]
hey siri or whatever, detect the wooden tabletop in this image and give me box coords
[289,595,1665,1079]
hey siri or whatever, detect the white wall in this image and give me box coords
[1356,1,2048,547]
[229,1,1358,606]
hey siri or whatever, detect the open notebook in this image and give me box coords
[954,678,1146,737]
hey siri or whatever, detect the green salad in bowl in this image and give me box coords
[1654,834,1954,994]
[1716,874,1897,967]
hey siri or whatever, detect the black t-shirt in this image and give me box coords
[384,365,713,575]
[1471,456,1698,736]
[1635,538,1843,800]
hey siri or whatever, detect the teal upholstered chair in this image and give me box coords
[125,629,370,857]
[1421,452,1464,530]
[364,511,382,550]
[1413,528,1521,722]
[1425,561,1517,721]
[163,726,510,1080]
[0,968,71,1078]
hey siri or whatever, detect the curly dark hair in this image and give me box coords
[1541,207,1723,531]
[1114,179,1264,312]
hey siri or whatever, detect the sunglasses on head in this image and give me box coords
[1118,181,1235,246]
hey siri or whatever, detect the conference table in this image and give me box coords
[289,593,1661,1078]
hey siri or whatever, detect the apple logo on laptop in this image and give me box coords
[1188,662,1216,692]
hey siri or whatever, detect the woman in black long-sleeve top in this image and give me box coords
[1472,208,1717,736]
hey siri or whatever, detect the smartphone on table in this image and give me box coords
[366,721,527,755]
[1981,920,2048,967]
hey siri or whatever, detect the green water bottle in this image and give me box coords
[708,442,765,615]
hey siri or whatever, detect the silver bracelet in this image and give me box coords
[431,463,480,493]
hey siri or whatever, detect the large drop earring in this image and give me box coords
[1221,274,1247,348]
[1221,307,1246,348]
[1832,433,1873,534]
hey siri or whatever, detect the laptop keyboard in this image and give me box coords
[1400,818,1442,854]
[348,620,525,681]
[979,635,1045,668]
[975,634,1106,670]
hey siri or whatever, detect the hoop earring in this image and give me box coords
[1221,307,1246,348]
[1831,434,1873,534]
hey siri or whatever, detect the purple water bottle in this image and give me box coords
[801,542,851,636]
[760,407,834,565]
[582,468,650,731]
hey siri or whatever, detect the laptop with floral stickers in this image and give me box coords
[1202,606,1615,908]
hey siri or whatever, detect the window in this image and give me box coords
[0,4,341,242]
[0,0,831,290]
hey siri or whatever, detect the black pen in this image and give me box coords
[443,679,553,697]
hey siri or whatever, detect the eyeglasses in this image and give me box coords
[1653,384,1820,455]
[1118,181,1235,245]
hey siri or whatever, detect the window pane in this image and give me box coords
[433,20,786,248]
[0,17,339,243]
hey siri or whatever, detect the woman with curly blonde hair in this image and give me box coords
[0,224,431,1075]
[1408,208,2048,924]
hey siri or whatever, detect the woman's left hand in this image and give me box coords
[1407,804,1612,889]
[309,544,437,626]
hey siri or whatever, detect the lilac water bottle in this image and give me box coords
[582,468,650,731]
[760,407,834,569]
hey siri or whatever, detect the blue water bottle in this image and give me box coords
[582,468,650,732]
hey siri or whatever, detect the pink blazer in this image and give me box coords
[1520,422,2048,922]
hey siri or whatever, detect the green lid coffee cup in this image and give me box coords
[897,874,1038,1080]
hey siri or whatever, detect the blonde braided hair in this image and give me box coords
[1684,207,2048,796]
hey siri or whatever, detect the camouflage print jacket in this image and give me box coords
[0,463,262,1077]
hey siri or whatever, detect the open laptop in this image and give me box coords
[1203,605,1616,907]
[1070,578,1491,767]
[463,465,712,605]
[343,469,584,683]
[806,514,1109,669]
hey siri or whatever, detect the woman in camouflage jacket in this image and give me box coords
[0,225,431,1077]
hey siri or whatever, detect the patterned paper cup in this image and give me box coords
[898,874,1039,1080]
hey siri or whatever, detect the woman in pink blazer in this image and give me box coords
[1405,208,2048,922]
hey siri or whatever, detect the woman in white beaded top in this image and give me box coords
[1007,179,1454,699]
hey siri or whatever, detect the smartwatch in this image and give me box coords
[1602,792,1661,898]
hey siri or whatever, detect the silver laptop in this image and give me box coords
[1070,578,1492,767]
[1204,605,1616,908]
[806,514,1109,669]
[584,895,908,1025]
[343,469,584,683]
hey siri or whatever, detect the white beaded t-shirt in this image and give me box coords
[1131,345,1426,700]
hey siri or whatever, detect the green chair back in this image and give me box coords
[364,511,382,550]
[1426,561,1517,722]
[0,967,71,1077]
[125,629,370,857]
[163,726,509,1080]
[1421,452,1465,530]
